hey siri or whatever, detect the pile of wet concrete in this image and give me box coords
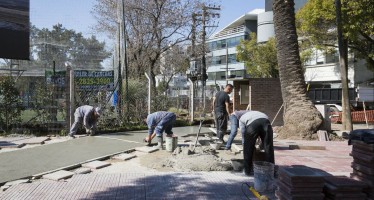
[151,142,233,172]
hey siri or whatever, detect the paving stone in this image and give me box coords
[279,166,326,184]
[351,162,374,175]
[73,168,92,174]
[112,153,136,161]
[276,188,324,200]
[4,179,30,186]
[0,185,10,192]
[232,144,243,152]
[82,160,111,169]
[42,170,74,181]
[135,146,159,153]
[351,140,374,152]
[0,141,25,148]
[324,176,368,192]
[288,145,326,150]
[277,180,322,194]
[13,137,50,145]
[350,151,374,163]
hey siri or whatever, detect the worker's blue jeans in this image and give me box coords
[155,112,176,136]
[225,115,244,150]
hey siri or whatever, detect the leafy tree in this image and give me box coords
[295,0,372,131]
[0,77,23,132]
[273,0,323,139]
[237,32,279,78]
[236,32,313,78]
[92,0,213,96]
[296,0,374,69]
[32,24,111,70]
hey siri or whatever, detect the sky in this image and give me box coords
[30,0,265,40]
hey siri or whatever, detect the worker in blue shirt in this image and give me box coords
[69,105,101,138]
[144,111,176,149]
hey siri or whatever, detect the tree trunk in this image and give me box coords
[273,0,323,139]
[335,0,352,131]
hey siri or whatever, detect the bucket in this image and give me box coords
[253,161,274,192]
[165,135,178,152]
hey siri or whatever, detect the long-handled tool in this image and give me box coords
[249,186,268,200]
[192,113,205,152]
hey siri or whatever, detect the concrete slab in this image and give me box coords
[0,141,25,148]
[42,170,74,181]
[14,137,50,145]
[73,168,92,174]
[4,179,30,186]
[324,176,367,192]
[82,160,111,169]
[0,137,32,142]
[112,153,136,161]
[289,145,326,150]
[135,146,159,153]
[0,136,143,184]
[232,144,243,152]
[0,185,10,192]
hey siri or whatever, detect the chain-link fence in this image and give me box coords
[0,71,217,136]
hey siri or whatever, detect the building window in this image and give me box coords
[240,84,249,104]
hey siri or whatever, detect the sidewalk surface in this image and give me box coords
[0,125,364,199]
[0,126,212,184]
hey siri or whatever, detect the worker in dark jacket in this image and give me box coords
[239,111,275,176]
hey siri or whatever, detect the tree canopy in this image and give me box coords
[236,32,279,78]
[31,24,111,70]
[92,0,216,95]
[296,0,374,69]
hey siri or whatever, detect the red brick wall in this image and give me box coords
[233,78,284,126]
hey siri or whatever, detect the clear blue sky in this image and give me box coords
[30,0,265,40]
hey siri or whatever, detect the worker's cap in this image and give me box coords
[95,107,102,116]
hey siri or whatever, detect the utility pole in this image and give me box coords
[122,0,129,121]
[200,4,220,110]
[117,1,122,118]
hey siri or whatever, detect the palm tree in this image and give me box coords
[273,0,323,139]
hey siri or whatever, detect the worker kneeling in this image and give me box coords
[239,111,275,176]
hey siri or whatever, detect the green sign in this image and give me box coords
[45,70,66,87]
[74,70,114,91]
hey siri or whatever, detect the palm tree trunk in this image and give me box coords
[273,0,323,139]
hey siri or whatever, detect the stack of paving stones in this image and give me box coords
[323,176,367,200]
[350,140,374,199]
[275,166,325,200]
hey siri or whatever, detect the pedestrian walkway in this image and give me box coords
[0,172,258,200]
[0,126,213,184]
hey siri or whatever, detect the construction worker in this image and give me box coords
[239,111,275,176]
[68,105,101,138]
[224,110,251,151]
[212,84,233,142]
[144,111,176,149]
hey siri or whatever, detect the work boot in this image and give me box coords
[156,136,163,150]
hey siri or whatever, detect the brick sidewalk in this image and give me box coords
[0,172,260,200]
[0,140,354,200]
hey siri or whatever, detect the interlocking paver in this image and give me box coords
[82,160,111,169]
[0,172,255,200]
